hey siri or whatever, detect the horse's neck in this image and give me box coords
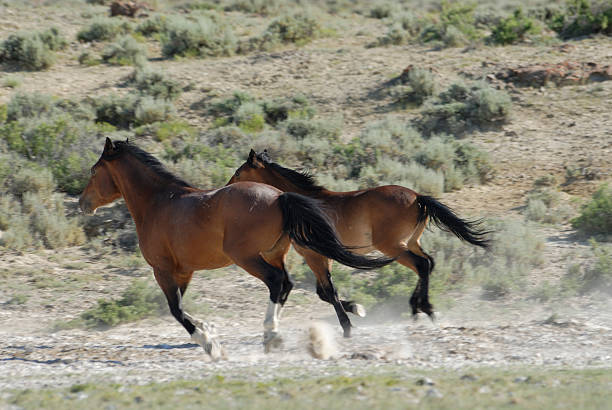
[271,176,329,199]
[110,161,170,226]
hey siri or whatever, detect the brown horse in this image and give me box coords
[79,139,393,359]
[229,150,490,335]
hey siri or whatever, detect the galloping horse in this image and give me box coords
[229,150,490,336]
[79,139,393,359]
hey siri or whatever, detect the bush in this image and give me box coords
[0,32,55,70]
[136,14,169,37]
[80,280,167,328]
[102,35,148,66]
[490,8,540,45]
[239,12,320,52]
[134,96,176,125]
[161,15,236,58]
[234,102,265,133]
[419,81,511,135]
[130,66,182,101]
[420,1,481,48]
[391,68,435,105]
[549,0,612,39]
[78,51,101,66]
[77,17,133,42]
[572,184,612,236]
[1,92,101,194]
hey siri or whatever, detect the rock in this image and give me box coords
[416,377,435,386]
[110,1,151,17]
[425,388,443,398]
[496,61,612,88]
[349,352,377,360]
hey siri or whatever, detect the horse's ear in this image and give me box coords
[247,149,256,164]
[104,137,115,153]
[125,137,129,144]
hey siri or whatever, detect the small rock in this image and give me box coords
[425,388,443,398]
[416,377,435,386]
[460,374,477,382]
[513,376,532,383]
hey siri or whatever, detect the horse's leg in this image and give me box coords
[377,244,435,320]
[297,248,354,338]
[152,269,225,359]
[231,256,286,352]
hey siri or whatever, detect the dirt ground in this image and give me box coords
[1,1,612,398]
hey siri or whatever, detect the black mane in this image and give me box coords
[255,152,324,193]
[108,141,193,188]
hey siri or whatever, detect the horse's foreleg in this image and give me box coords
[153,269,225,360]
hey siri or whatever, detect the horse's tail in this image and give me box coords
[416,195,490,248]
[278,192,394,269]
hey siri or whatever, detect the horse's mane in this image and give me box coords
[255,152,324,193]
[108,141,193,188]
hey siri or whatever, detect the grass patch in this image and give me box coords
[4,367,612,409]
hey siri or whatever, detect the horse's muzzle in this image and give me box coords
[79,197,95,215]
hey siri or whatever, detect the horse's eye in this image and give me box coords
[90,168,96,176]
[234,169,240,177]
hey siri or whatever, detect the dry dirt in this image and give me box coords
[1,2,612,394]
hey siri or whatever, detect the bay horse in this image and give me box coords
[79,139,393,359]
[228,150,490,335]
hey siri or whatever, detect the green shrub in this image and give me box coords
[239,12,320,52]
[549,0,612,39]
[371,11,429,47]
[581,241,612,293]
[234,102,265,133]
[148,120,195,142]
[1,92,100,194]
[572,184,612,235]
[136,14,169,37]
[130,66,182,101]
[3,75,22,88]
[0,32,55,70]
[265,13,320,44]
[92,94,138,128]
[161,15,236,58]
[224,0,287,15]
[102,35,148,66]
[77,17,132,42]
[490,8,540,45]
[419,81,511,135]
[81,280,167,328]
[78,51,101,66]
[420,1,481,48]
[134,96,176,125]
[369,1,398,19]
[391,68,435,105]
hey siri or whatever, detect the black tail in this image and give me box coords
[278,192,393,270]
[416,195,490,248]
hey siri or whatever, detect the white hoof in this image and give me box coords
[192,328,226,361]
[353,303,367,317]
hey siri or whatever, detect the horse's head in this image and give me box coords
[79,137,122,215]
[228,149,272,185]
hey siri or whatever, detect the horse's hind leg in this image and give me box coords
[153,269,225,360]
[231,255,287,352]
[377,244,435,320]
[297,248,355,337]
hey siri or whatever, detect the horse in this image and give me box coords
[79,138,393,359]
[228,150,490,335]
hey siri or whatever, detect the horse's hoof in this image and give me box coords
[205,338,226,361]
[263,331,283,353]
[353,303,366,318]
[343,327,351,338]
